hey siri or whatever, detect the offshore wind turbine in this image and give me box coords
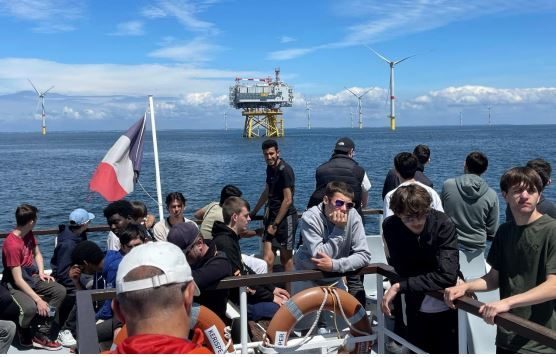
[224,111,228,131]
[305,100,311,129]
[366,46,416,131]
[345,87,372,129]
[28,79,54,135]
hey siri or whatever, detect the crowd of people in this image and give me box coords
[0,137,555,354]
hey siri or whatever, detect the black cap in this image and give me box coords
[334,137,355,153]
[167,222,200,251]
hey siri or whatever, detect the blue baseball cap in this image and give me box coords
[69,208,95,225]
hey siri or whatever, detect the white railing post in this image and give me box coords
[458,309,468,353]
[240,286,249,353]
[379,214,383,235]
[376,273,385,354]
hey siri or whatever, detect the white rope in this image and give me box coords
[331,288,371,336]
[136,179,160,207]
[223,325,234,352]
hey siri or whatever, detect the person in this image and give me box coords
[104,200,134,251]
[251,139,298,273]
[294,181,371,299]
[441,152,499,276]
[130,200,156,241]
[0,284,18,353]
[194,184,266,274]
[0,320,16,354]
[505,158,556,222]
[1,204,66,351]
[383,152,443,219]
[50,208,95,347]
[444,167,556,354]
[110,241,211,354]
[382,144,433,200]
[153,192,197,242]
[167,222,232,319]
[213,197,289,321]
[382,185,459,353]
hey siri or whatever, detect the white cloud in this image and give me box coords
[110,21,145,36]
[63,105,80,119]
[317,87,387,106]
[268,47,318,61]
[0,0,84,33]
[181,92,227,106]
[141,0,217,35]
[280,36,296,44]
[148,37,223,62]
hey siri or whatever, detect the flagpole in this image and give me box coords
[148,95,165,221]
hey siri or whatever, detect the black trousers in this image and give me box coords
[346,274,366,306]
[406,309,458,354]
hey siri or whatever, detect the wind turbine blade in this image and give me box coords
[35,99,41,116]
[43,86,55,95]
[360,88,373,98]
[344,87,358,97]
[364,45,391,63]
[394,54,417,65]
[28,79,40,95]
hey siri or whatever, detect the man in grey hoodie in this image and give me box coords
[441,152,499,278]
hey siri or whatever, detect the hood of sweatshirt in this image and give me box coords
[455,174,489,201]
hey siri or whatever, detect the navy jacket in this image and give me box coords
[50,227,86,291]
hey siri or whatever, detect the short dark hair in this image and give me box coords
[222,197,250,225]
[262,139,278,151]
[389,184,432,216]
[466,152,488,175]
[394,152,419,180]
[130,201,148,221]
[219,185,243,205]
[165,192,186,207]
[324,181,354,201]
[72,240,104,265]
[413,144,430,165]
[103,200,134,220]
[526,158,551,188]
[15,204,38,226]
[118,223,148,246]
[500,166,543,194]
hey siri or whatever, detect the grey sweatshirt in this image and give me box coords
[293,203,371,273]
[441,174,499,250]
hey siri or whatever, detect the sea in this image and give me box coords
[1,124,555,266]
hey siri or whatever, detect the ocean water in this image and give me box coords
[1,124,555,265]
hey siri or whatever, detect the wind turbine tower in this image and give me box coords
[305,100,311,129]
[345,87,372,129]
[460,111,463,126]
[350,110,354,128]
[367,46,415,131]
[224,111,228,131]
[488,106,492,126]
[29,79,54,135]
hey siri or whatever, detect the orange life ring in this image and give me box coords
[113,305,233,353]
[265,286,373,353]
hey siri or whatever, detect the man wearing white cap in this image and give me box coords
[111,242,211,354]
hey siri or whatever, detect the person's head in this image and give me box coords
[500,167,542,216]
[167,222,206,266]
[262,139,280,167]
[165,192,187,218]
[464,151,488,175]
[323,181,355,216]
[526,158,552,189]
[103,200,134,236]
[413,144,430,166]
[219,185,243,205]
[390,184,432,235]
[15,204,38,228]
[113,242,199,337]
[222,197,251,233]
[71,240,104,274]
[118,223,148,255]
[333,137,355,156]
[130,201,148,223]
[394,152,419,180]
[68,208,95,233]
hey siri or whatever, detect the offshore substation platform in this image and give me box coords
[229,68,293,138]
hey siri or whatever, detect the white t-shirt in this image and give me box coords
[152,216,197,242]
[383,181,443,219]
[362,172,372,192]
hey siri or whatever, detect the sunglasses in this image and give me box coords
[333,199,354,210]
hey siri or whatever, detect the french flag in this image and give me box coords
[89,115,146,201]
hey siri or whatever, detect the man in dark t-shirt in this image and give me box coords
[251,139,298,274]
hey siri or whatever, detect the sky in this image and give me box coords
[0,0,555,132]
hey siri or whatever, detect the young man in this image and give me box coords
[213,197,289,321]
[111,242,211,354]
[382,185,459,353]
[383,152,443,218]
[444,167,556,354]
[251,139,298,273]
[153,192,196,242]
[104,200,134,251]
[167,222,232,319]
[1,204,66,350]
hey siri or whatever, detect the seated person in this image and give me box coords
[153,192,197,242]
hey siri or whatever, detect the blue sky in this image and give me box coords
[0,0,555,132]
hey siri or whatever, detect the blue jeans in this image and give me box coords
[247,302,279,321]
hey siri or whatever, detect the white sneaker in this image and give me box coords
[57,329,77,347]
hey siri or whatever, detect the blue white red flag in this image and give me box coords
[89,115,146,201]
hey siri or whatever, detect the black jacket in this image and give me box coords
[382,210,459,314]
[308,154,365,209]
[191,240,232,318]
[211,221,275,304]
[51,227,86,291]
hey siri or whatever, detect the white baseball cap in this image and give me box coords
[116,241,200,296]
